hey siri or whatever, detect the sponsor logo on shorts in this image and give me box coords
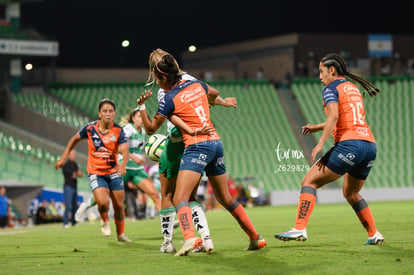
[216,157,224,165]
[338,153,355,165]
[346,153,355,160]
[367,160,375,167]
[110,173,121,180]
[191,158,207,166]
[88,174,98,190]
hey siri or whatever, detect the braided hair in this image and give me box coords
[153,54,182,87]
[320,53,381,97]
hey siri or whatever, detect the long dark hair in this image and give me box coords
[320,53,381,97]
[98,98,116,111]
[153,54,181,86]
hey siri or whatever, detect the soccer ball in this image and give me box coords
[145,134,167,162]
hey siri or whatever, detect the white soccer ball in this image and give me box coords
[145,134,167,162]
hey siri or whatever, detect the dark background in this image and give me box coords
[20,0,411,68]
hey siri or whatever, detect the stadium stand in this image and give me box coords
[0,130,89,192]
[291,76,414,189]
[50,82,168,136]
[12,88,90,129]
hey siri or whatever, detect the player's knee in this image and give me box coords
[98,204,109,213]
[343,190,360,203]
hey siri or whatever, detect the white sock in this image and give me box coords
[159,207,176,242]
[191,203,210,239]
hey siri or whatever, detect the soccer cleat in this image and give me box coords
[174,237,203,256]
[117,234,131,242]
[63,224,71,229]
[365,231,384,245]
[160,241,176,253]
[246,234,267,250]
[203,236,214,253]
[100,220,111,237]
[75,202,88,222]
[193,236,214,253]
[275,228,307,242]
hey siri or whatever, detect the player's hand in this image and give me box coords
[224,97,237,108]
[194,123,214,136]
[55,158,65,170]
[311,143,323,162]
[131,155,145,165]
[301,124,318,135]
[137,90,152,106]
[117,166,127,177]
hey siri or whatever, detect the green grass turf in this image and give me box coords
[1,200,413,274]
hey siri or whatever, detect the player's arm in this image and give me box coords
[130,154,145,165]
[170,115,213,136]
[208,86,237,108]
[55,133,82,170]
[117,143,129,176]
[137,90,166,135]
[311,103,338,161]
[301,122,326,135]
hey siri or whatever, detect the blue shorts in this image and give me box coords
[88,173,124,191]
[321,140,376,180]
[179,140,226,176]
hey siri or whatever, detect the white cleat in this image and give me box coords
[174,237,202,256]
[275,228,307,242]
[100,220,111,237]
[193,236,214,253]
[160,241,176,253]
[365,231,384,245]
[117,234,131,242]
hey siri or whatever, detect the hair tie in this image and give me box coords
[155,63,170,76]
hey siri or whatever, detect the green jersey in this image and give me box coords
[120,123,146,170]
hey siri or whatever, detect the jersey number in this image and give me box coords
[195,106,208,124]
[350,102,364,125]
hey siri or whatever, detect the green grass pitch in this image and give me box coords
[1,200,413,274]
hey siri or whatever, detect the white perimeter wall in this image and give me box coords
[270,187,414,205]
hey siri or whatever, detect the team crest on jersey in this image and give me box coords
[102,136,114,144]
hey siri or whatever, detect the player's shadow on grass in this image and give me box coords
[182,248,297,274]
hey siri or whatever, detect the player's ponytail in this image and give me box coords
[321,53,381,97]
